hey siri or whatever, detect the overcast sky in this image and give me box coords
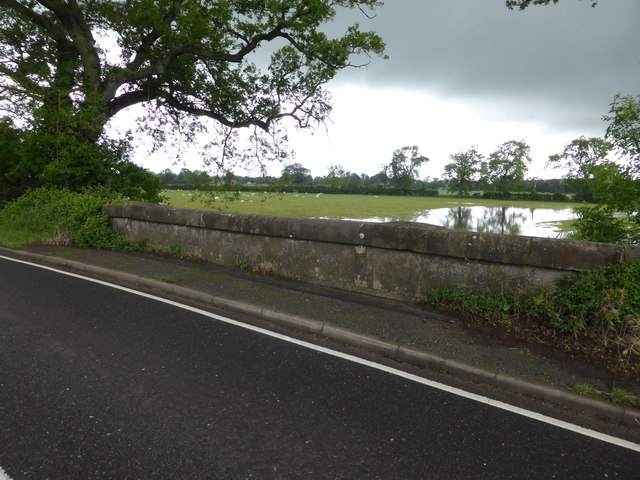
[131,0,639,180]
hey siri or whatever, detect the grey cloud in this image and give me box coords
[331,0,639,133]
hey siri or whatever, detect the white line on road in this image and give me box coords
[0,466,13,480]
[3,254,640,454]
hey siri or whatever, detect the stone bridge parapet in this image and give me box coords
[103,203,640,301]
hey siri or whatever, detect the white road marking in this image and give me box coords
[2,254,640,454]
[0,466,13,480]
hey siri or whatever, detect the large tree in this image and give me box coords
[570,95,640,244]
[0,0,385,192]
[603,94,640,173]
[280,162,311,185]
[481,140,531,194]
[547,136,612,201]
[386,145,429,189]
[323,163,351,188]
[443,146,483,196]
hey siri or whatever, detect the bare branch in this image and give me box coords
[161,92,271,131]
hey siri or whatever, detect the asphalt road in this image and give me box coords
[0,256,638,479]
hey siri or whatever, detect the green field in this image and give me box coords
[162,190,581,234]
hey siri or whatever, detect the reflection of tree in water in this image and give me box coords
[442,207,473,231]
[476,206,525,235]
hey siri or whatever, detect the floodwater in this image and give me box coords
[345,205,578,239]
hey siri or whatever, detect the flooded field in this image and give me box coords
[163,191,579,239]
[347,205,577,238]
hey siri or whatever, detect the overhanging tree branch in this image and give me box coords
[1,0,70,47]
[0,0,386,181]
[36,0,102,90]
[126,0,184,72]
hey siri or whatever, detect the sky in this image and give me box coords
[124,0,640,180]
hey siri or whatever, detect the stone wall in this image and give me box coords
[103,203,640,301]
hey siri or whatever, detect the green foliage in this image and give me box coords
[105,157,166,204]
[0,187,139,250]
[280,163,313,185]
[571,384,639,408]
[563,95,640,245]
[181,170,212,187]
[547,137,612,202]
[156,168,213,186]
[572,383,600,397]
[419,261,640,363]
[608,388,640,408]
[444,146,483,196]
[587,163,639,212]
[387,146,429,189]
[0,118,26,204]
[322,164,352,189]
[235,260,249,271]
[0,0,386,183]
[420,284,555,326]
[569,162,640,244]
[603,94,640,172]
[552,261,640,339]
[569,205,630,244]
[479,191,569,202]
[481,140,532,194]
[0,117,165,205]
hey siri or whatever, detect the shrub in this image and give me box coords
[0,187,140,250]
[0,117,164,206]
[418,261,640,365]
[552,262,640,351]
[569,205,630,244]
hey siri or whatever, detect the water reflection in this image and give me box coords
[442,207,473,231]
[441,206,526,235]
[426,206,576,238]
[339,205,578,238]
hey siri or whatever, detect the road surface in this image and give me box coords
[0,256,638,479]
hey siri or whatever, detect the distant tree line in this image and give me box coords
[156,143,575,200]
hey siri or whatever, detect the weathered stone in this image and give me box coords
[447,231,532,265]
[623,245,640,262]
[144,204,174,224]
[530,237,624,271]
[102,204,124,217]
[106,203,632,301]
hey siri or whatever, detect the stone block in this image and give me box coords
[530,237,624,270]
[623,245,640,262]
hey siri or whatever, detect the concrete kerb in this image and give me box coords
[1,246,639,429]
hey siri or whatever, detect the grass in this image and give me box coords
[0,224,49,249]
[162,190,581,229]
[609,388,640,408]
[572,384,640,409]
[573,383,601,397]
